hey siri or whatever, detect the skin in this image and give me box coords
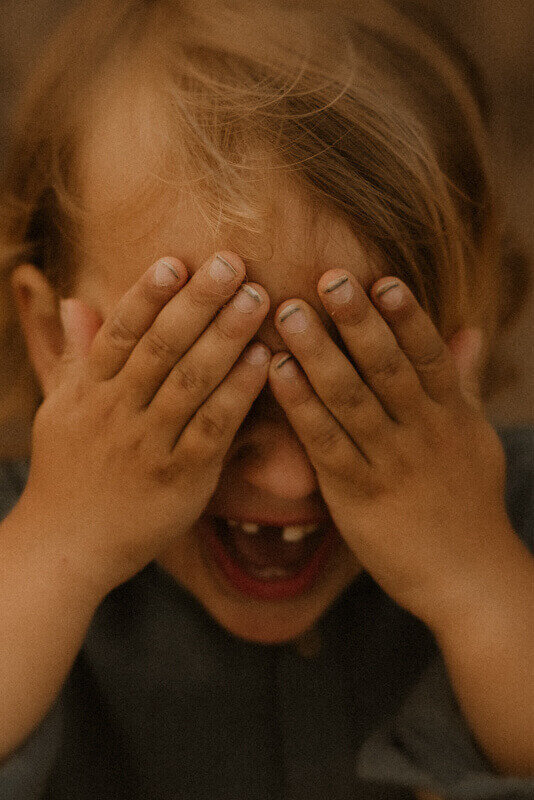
[12,220,370,645]
[12,234,534,777]
[6,92,533,779]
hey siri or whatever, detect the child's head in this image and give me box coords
[0,0,530,642]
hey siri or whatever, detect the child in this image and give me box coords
[0,0,532,797]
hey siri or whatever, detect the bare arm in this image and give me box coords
[0,250,271,764]
[429,522,534,777]
[0,498,105,763]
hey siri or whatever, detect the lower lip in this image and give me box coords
[201,517,337,601]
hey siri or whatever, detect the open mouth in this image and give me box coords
[201,516,337,600]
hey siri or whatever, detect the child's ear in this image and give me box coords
[10,264,102,395]
[448,327,484,410]
[10,264,65,395]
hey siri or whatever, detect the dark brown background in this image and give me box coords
[1,0,532,424]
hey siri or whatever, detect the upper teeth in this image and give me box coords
[282,523,320,542]
[226,519,321,542]
[227,520,259,534]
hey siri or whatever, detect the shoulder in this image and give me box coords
[494,423,534,551]
[0,459,30,523]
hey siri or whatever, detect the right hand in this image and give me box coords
[18,251,271,596]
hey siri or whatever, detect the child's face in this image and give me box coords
[67,98,385,645]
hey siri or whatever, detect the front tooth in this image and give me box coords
[227,519,239,528]
[282,523,320,542]
[240,522,260,534]
[282,525,307,542]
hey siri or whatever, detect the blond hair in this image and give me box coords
[0,0,530,455]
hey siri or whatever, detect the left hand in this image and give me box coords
[269,270,513,626]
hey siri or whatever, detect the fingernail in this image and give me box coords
[153,259,181,287]
[376,281,402,309]
[245,343,270,365]
[209,254,238,282]
[232,284,262,313]
[274,354,298,379]
[323,275,353,304]
[278,304,307,332]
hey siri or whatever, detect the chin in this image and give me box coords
[156,517,362,645]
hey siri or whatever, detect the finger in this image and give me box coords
[316,271,430,424]
[174,342,271,459]
[145,282,269,435]
[274,298,396,461]
[87,257,188,381]
[116,251,247,407]
[369,277,462,406]
[55,297,103,389]
[268,352,368,478]
[59,298,103,364]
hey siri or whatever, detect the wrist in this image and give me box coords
[4,491,112,612]
[420,523,534,777]
[422,520,534,642]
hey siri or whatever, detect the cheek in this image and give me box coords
[73,265,141,321]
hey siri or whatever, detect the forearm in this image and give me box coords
[0,498,105,763]
[428,523,534,776]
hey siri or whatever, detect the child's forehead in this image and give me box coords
[77,78,379,308]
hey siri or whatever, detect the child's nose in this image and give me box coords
[240,430,319,501]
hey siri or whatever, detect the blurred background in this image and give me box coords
[0,0,532,424]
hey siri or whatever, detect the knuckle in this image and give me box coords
[352,412,384,443]
[318,436,356,476]
[147,457,182,486]
[178,428,221,465]
[326,377,367,410]
[124,430,144,459]
[211,313,239,343]
[364,468,390,498]
[143,328,179,364]
[309,420,344,456]
[107,313,138,352]
[372,351,404,382]
[415,341,449,372]
[185,285,220,313]
[194,403,231,444]
[169,361,211,398]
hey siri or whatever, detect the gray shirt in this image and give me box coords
[1,425,533,800]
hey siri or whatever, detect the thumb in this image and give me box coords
[59,297,103,365]
[448,327,484,409]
